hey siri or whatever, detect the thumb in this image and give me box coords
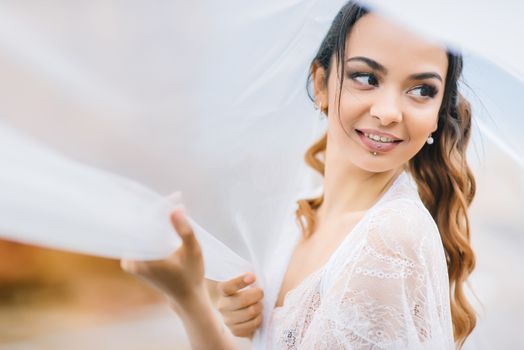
[219,273,256,296]
[170,207,199,251]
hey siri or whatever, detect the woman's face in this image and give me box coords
[314,13,449,173]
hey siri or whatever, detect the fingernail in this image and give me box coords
[171,206,187,223]
[243,274,254,284]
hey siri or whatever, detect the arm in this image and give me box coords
[205,278,220,304]
[121,208,237,350]
[170,286,236,350]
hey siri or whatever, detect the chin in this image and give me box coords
[351,153,404,174]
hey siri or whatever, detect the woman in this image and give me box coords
[122,2,476,349]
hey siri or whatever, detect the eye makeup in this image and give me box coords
[346,68,439,99]
[410,84,438,98]
[347,71,379,86]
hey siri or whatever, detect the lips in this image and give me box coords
[355,129,403,153]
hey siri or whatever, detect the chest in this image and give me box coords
[274,212,365,308]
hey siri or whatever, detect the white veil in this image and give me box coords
[0,1,523,348]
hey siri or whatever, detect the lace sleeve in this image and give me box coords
[299,199,454,350]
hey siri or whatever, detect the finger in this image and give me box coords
[223,301,263,326]
[170,208,199,251]
[218,287,264,311]
[121,259,145,275]
[218,273,256,296]
[229,314,263,338]
[121,258,166,277]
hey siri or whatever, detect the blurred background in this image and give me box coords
[0,1,523,349]
[0,240,250,350]
[0,240,168,348]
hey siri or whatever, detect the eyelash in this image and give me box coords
[347,72,438,99]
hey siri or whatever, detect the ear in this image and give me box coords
[311,62,328,111]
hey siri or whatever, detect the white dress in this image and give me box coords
[266,171,454,349]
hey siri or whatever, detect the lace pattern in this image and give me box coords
[268,172,453,349]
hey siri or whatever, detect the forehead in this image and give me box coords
[344,13,448,77]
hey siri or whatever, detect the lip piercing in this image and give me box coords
[371,151,378,156]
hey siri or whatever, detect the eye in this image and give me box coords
[348,72,379,87]
[408,84,438,99]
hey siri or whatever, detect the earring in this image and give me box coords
[426,135,434,145]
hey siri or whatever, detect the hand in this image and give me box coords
[121,207,206,307]
[216,273,264,339]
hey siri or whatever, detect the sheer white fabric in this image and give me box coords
[267,172,453,349]
[0,0,523,283]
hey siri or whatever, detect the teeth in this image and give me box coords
[364,132,396,143]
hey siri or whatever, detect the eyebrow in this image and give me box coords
[346,56,443,82]
[407,72,443,83]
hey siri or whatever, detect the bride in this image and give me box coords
[121,2,476,349]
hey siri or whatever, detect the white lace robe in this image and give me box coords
[267,172,454,349]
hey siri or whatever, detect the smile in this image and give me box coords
[355,129,403,153]
[363,132,397,143]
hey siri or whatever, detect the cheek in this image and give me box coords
[329,89,368,126]
[404,110,439,145]
[326,94,367,145]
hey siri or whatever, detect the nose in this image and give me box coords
[369,88,403,125]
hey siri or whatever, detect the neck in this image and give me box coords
[316,146,403,226]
